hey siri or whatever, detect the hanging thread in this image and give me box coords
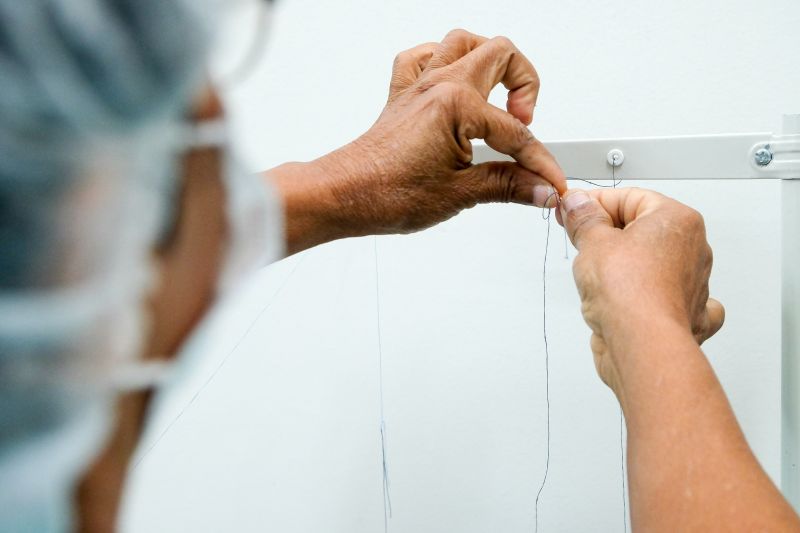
[611,152,630,533]
[535,191,559,532]
[374,237,392,532]
[134,254,308,467]
[621,410,628,533]
[537,153,629,532]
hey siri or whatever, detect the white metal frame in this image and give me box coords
[474,114,800,509]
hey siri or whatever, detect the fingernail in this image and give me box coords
[562,191,591,213]
[533,184,556,207]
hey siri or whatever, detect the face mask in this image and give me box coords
[143,117,285,392]
[0,134,177,531]
[182,118,284,293]
[0,111,285,532]
[0,279,171,532]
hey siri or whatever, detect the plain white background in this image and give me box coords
[122,1,800,531]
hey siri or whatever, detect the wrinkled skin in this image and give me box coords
[559,188,724,397]
[559,188,800,532]
[270,29,565,255]
[77,30,565,531]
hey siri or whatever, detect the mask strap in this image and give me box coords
[109,360,174,392]
[182,118,228,149]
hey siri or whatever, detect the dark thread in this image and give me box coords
[538,166,627,531]
[568,158,622,188]
[567,176,622,188]
[621,408,628,533]
[612,158,628,533]
[535,191,559,532]
[134,254,308,467]
[567,164,628,533]
[374,237,392,532]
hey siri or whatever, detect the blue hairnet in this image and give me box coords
[0,1,219,529]
[0,0,214,289]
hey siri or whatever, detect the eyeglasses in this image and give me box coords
[211,0,275,88]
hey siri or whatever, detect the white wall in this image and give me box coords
[121,1,800,531]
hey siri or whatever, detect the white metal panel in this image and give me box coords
[474,133,770,180]
[782,114,800,510]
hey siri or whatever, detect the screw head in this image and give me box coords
[607,148,625,167]
[754,146,773,166]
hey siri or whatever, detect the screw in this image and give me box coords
[607,148,625,167]
[754,146,773,166]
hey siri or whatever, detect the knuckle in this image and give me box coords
[429,80,472,105]
[573,256,601,302]
[716,300,726,325]
[419,82,462,116]
[484,163,517,203]
[529,70,541,91]
[490,35,515,50]
[567,199,600,224]
[572,253,591,278]
[510,117,534,145]
[569,211,605,243]
[680,206,705,230]
[392,51,408,68]
[446,28,471,40]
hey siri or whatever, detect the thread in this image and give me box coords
[535,191,559,532]
[134,254,308,467]
[611,155,629,533]
[374,237,392,532]
[537,153,629,532]
[621,409,628,533]
[568,152,622,188]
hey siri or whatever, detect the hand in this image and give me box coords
[270,29,565,254]
[559,188,725,395]
[561,188,800,533]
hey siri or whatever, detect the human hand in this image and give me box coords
[298,29,565,239]
[559,188,725,394]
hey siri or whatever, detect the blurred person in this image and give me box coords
[0,1,797,532]
[0,2,564,531]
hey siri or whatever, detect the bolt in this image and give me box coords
[754,146,773,166]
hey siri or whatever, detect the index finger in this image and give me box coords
[584,187,671,228]
[560,188,687,250]
[459,96,566,193]
[426,29,488,70]
[451,36,540,125]
[389,42,438,99]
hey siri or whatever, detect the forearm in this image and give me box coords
[266,158,347,256]
[265,141,381,256]
[610,319,799,532]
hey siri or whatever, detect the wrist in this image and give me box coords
[602,310,702,407]
[266,159,348,255]
[267,136,385,255]
[599,289,694,345]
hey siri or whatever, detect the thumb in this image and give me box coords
[560,190,614,249]
[458,161,560,207]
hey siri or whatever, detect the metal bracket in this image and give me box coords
[472,114,800,181]
[749,134,800,179]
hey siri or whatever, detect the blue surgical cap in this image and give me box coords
[0,0,215,289]
[0,1,219,530]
